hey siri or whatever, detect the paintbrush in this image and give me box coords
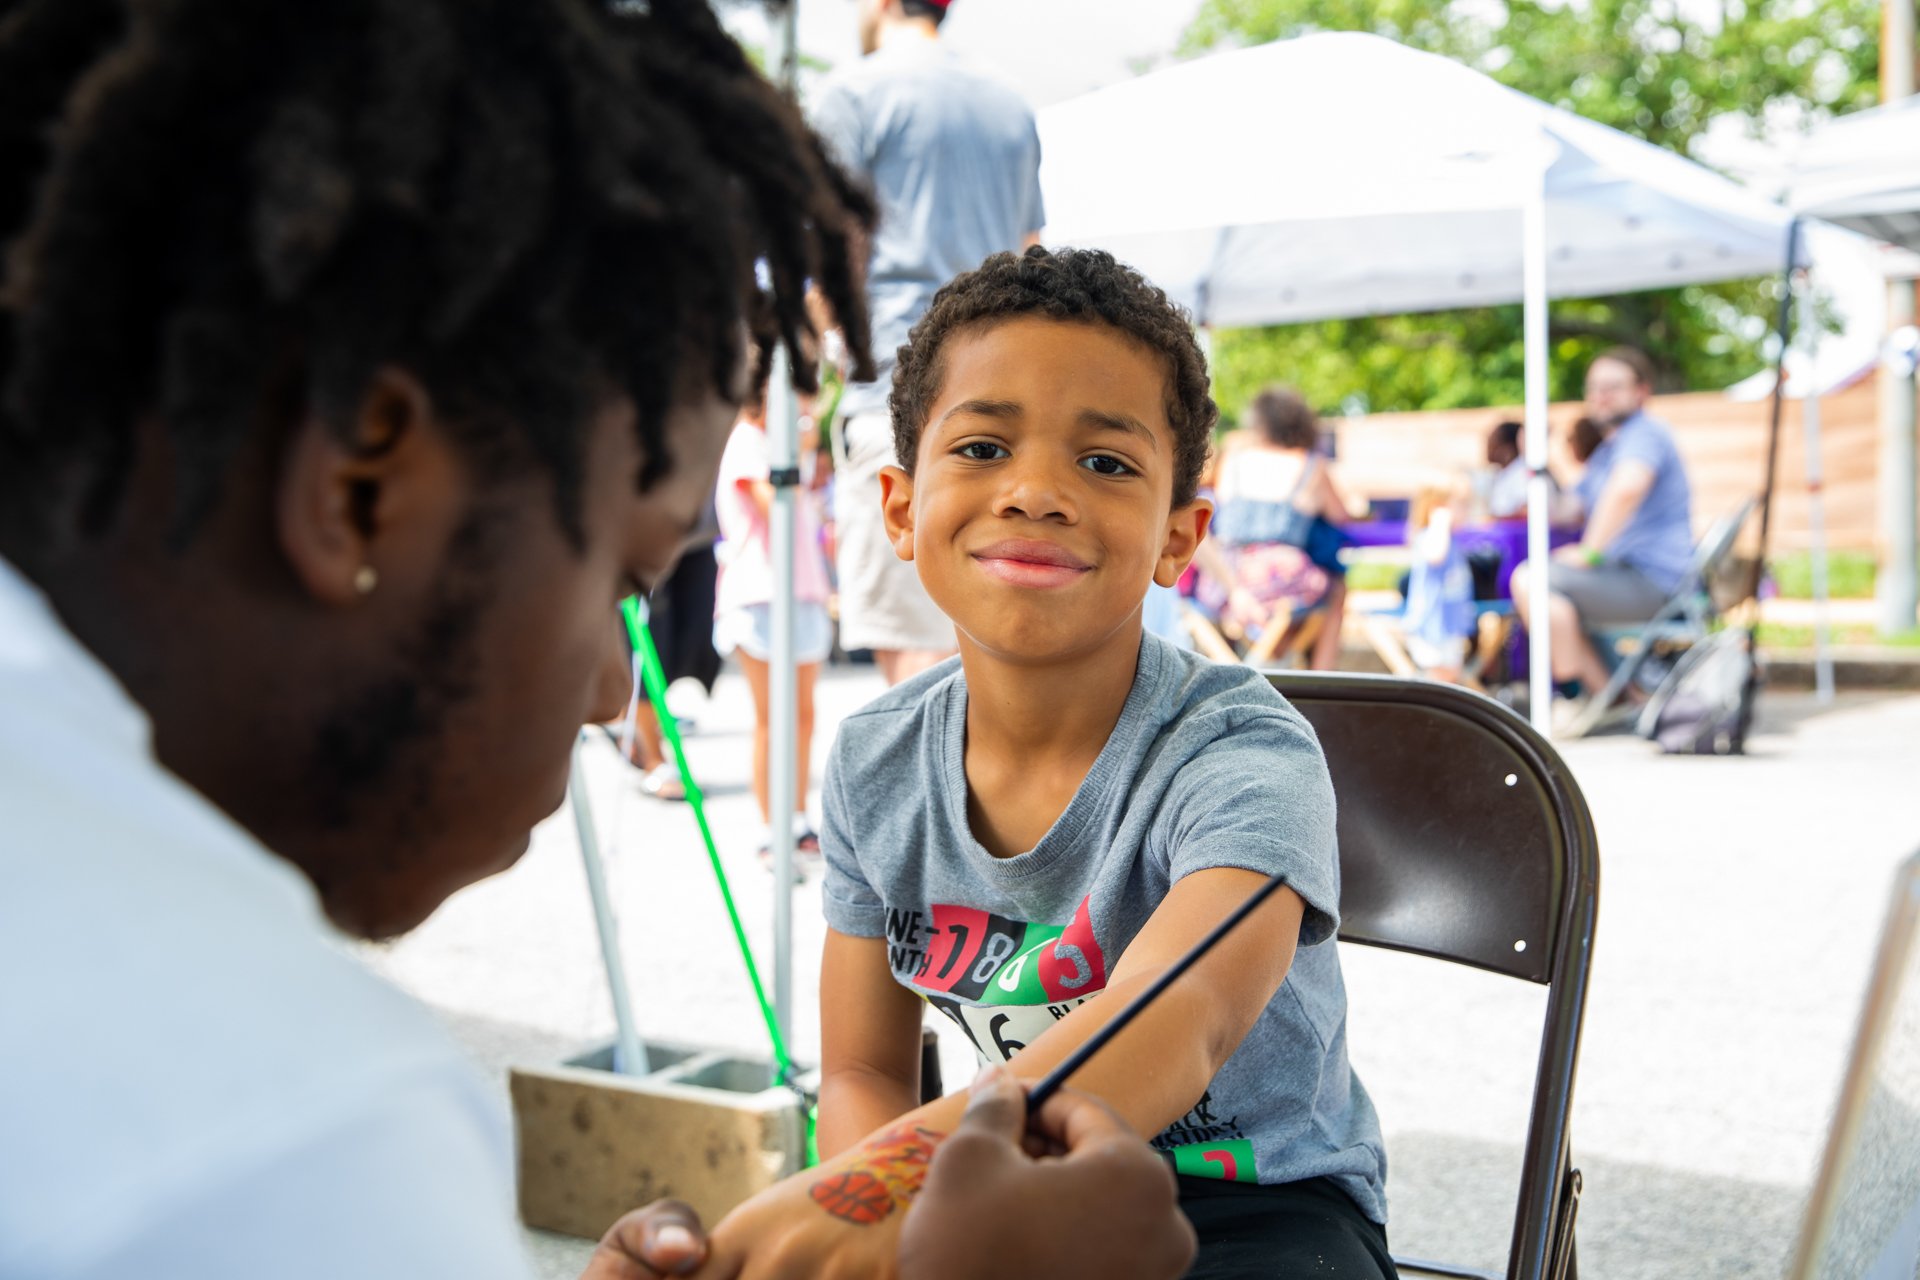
[1025,869,1292,1111]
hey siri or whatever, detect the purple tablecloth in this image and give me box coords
[1338,519,1580,600]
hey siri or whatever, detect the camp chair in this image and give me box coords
[1184,597,1326,668]
[1361,600,1513,692]
[1269,672,1600,1280]
[1563,497,1755,739]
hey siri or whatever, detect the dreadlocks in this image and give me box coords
[0,0,874,555]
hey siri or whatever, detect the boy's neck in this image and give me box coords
[957,619,1145,765]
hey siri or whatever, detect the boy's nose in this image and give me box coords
[992,455,1077,523]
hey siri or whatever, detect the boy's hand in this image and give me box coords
[581,1200,708,1279]
[687,1067,1194,1280]
[899,1067,1196,1280]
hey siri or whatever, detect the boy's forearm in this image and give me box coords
[993,968,1233,1140]
[817,1065,923,1161]
[848,969,1234,1156]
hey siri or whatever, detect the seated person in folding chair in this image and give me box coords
[1510,346,1694,722]
[816,248,1395,1280]
[1194,386,1363,667]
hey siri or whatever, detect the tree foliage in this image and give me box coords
[1180,0,1883,421]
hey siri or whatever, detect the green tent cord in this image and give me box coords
[619,598,819,1165]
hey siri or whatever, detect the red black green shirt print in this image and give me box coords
[885,897,1259,1183]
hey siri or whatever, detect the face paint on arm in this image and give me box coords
[807,1122,945,1225]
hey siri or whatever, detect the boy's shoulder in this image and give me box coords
[828,655,964,760]
[1149,635,1312,730]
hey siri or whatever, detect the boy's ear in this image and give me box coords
[1154,498,1212,588]
[878,465,917,562]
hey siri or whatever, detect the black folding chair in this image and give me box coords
[1268,672,1601,1280]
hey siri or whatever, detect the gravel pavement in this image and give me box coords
[355,667,1920,1280]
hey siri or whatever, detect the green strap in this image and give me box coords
[619,598,818,1163]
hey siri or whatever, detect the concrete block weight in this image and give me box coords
[512,1042,807,1240]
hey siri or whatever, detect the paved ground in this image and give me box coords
[356,666,1920,1280]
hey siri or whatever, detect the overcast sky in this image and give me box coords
[723,0,1210,107]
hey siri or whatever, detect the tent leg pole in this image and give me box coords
[1523,171,1553,734]
[765,0,803,1075]
[1798,270,1834,704]
[766,348,798,1056]
[1879,278,1918,636]
[571,733,649,1076]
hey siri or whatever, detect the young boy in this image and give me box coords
[818,247,1393,1278]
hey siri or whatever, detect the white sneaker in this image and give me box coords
[1550,697,1590,739]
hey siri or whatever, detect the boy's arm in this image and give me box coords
[701,870,1296,1275]
[817,930,926,1160]
[692,1070,1195,1280]
[864,867,1303,1144]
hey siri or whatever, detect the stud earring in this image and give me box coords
[353,565,378,595]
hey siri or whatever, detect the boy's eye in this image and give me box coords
[957,441,1009,461]
[1080,454,1136,477]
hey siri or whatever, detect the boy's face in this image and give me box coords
[879,316,1209,666]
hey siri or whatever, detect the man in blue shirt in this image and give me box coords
[812,0,1046,685]
[1511,347,1695,719]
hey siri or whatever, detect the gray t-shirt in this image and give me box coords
[821,634,1388,1222]
[811,40,1045,421]
[1576,409,1694,595]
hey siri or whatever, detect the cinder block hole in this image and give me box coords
[675,1056,786,1094]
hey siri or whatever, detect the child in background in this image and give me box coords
[713,364,833,864]
[813,248,1392,1279]
[1397,485,1478,684]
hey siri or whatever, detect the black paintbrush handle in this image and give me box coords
[1025,869,1292,1112]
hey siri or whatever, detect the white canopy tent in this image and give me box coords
[1037,31,1800,728]
[1778,96,1920,253]
[1773,95,1920,641]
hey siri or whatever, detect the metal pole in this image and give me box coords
[764,0,801,1053]
[1878,284,1918,635]
[1878,0,1918,636]
[1799,269,1836,703]
[570,733,649,1076]
[1523,171,1553,733]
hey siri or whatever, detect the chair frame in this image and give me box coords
[1183,598,1325,668]
[1267,672,1601,1280]
[1362,601,1514,692]
[1564,497,1755,738]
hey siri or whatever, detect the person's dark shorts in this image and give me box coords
[1179,1175,1396,1278]
[1544,560,1669,626]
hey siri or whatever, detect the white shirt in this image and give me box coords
[1488,457,1531,518]
[0,559,533,1280]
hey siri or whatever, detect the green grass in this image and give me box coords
[1754,623,1920,650]
[1769,551,1876,599]
[1345,562,1406,592]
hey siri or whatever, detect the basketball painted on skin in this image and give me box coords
[810,1169,897,1225]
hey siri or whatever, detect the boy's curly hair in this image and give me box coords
[887,246,1216,508]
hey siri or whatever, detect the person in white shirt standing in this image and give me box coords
[0,2,1195,1278]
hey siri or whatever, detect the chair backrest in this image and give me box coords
[1689,495,1757,607]
[1267,671,1601,1280]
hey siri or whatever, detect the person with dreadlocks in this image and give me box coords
[0,2,1196,1278]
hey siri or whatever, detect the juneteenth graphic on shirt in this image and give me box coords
[884,897,1259,1183]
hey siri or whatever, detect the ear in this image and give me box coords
[878,465,918,563]
[276,367,467,606]
[1154,497,1212,588]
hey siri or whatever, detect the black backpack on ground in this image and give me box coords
[1635,628,1760,756]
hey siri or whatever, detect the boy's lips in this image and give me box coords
[970,538,1093,588]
